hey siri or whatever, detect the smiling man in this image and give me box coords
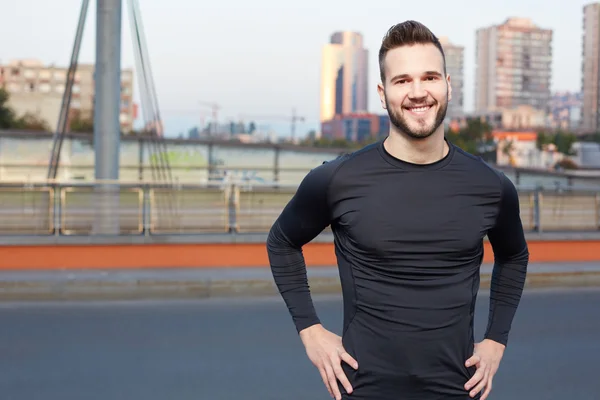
[266,20,529,400]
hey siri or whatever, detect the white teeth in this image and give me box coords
[410,106,430,112]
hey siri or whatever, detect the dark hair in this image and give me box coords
[378,20,446,84]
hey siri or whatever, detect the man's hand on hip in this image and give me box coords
[299,324,359,400]
[464,339,506,400]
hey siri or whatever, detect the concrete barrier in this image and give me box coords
[2,232,600,270]
[0,264,598,302]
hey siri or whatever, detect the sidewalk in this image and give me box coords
[0,262,599,301]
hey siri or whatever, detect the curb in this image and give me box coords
[0,271,599,302]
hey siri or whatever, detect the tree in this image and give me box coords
[536,131,554,150]
[0,87,50,130]
[553,131,577,155]
[446,118,493,155]
[501,140,515,166]
[13,112,50,131]
[0,88,18,129]
[536,129,577,155]
[69,111,94,133]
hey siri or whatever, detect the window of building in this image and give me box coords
[7,82,20,92]
[39,70,51,80]
[24,69,36,79]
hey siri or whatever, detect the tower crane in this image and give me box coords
[239,108,305,142]
[198,101,221,135]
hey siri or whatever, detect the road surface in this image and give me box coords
[0,288,598,400]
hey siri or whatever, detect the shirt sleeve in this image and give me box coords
[265,159,341,334]
[484,172,530,346]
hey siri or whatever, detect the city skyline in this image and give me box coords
[0,0,595,137]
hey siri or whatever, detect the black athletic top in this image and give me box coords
[266,138,529,399]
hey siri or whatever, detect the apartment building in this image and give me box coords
[0,59,136,133]
[475,18,553,113]
[581,3,600,133]
[438,36,464,119]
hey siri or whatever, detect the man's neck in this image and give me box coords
[383,128,448,165]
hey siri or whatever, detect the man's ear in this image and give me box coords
[377,83,387,110]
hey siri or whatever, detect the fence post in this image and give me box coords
[274,147,280,184]
[596,192,600,230]
[533,188,542,233]
[143,184,150,236]
[228,183,238,233]
[53,183,61,236]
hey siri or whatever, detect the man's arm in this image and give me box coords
[484,173,530,346]
[266,161,340,334]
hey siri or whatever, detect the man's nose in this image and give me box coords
[408,81,427,99]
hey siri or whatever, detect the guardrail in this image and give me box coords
[0,182,599,236]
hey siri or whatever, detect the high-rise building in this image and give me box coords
[474,18,553,113]
[581,3,600,133]
[438,36,464,119]
[320,32,368,124]
[0,59,136,133]
[549,91,582,131]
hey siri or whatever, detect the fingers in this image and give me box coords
[465,360,485,392]
[468,364,489,398]
[315,347,355,400]
[480,378,493,400]
[331,355,353,395]
[324,363,342,400]
[465,354,480,368]
[318,367,334,399]
[339,350,359,370]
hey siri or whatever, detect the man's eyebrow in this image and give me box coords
[390,71,443,81]
[390,74,410,81]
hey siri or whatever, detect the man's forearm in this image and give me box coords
[483,248,529,346]
[266,220,320,333]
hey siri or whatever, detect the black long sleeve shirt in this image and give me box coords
[266,139,529,399]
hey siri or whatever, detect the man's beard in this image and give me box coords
[385,93,448,140]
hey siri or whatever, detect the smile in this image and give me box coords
[405,105,433,115]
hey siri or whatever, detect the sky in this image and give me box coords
[0,0,595,138]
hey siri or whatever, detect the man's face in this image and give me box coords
[377,43,451,140]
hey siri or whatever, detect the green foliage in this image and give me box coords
[0,87,51,131]
[0,88,19,129]
[69,112,94,133]
[445,118,494,155]
[536,129,577,155]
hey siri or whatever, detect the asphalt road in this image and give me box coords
[0,288,599,400]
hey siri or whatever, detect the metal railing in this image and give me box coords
[0,182,599,236]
